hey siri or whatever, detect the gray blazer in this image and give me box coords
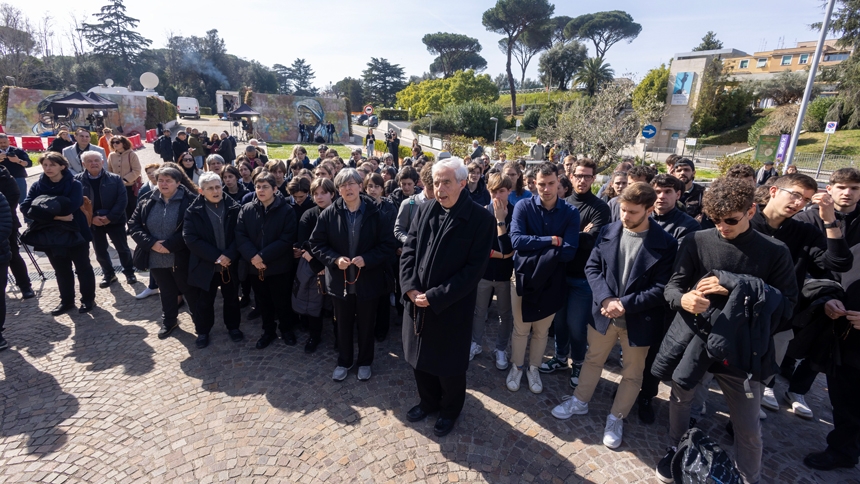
[62,144,106,175]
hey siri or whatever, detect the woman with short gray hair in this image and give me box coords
[310,168,398,382]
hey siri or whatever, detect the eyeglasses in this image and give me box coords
[110,140,122,144]
[572,174,594,180]
[712,213,747,226]
[777,187,812,205]
[182,157,193,161]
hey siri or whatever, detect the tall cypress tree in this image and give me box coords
[80,0,151,83]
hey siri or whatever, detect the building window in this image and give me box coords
[756,58,767,68]
[799,54,809,64]
[781,55,793,66]
[739,59,749,69]
[824,53,850,62]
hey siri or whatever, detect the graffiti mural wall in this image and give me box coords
[252,94,348,143]
[4,88,147,136]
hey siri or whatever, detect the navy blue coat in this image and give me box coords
[585,221,678,347]
[76,170,128,225]
[183,194,241,290]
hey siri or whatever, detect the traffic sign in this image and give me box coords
[825,121,838,134]
[642,124,657,139]
[364,105,374,115]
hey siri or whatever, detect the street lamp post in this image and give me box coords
[490,117,498,144]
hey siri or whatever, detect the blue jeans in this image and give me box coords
[194,156,204,169]
[15,177,26,204]
[552,277,592,363]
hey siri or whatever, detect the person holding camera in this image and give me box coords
[385,130,400,168]
[0,134,32,204]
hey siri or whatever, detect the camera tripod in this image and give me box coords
[7,232,46,286]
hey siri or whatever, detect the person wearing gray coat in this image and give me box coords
[62,128,105,175]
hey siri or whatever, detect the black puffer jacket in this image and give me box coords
[127,185,194,271]
[653,270,792,389]
[0,192,12,264]
[183,194,241,290]
[0,165,21,229]
[235,195,297,277]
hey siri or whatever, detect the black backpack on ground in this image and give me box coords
[671,427,742,484]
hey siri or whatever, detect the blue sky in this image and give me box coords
[25,0,829,90]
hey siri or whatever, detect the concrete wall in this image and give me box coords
[251,94,348,144]
[653,57,712,149]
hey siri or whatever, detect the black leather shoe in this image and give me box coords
[78,302,96,313]
[20,287,35,299]
[406,405,429,422]
[304,337,320,353]
[282,330,297,346]
[228,329,244,342]
[99,274,117,288]
[433,417,456,437]
[126,274,138,284]
[247,307,261,320]
[256,333,277,349]
[195,334,209,349]
[804,450,858,471]
[50,302,76,316]
[158,322,178,339]
[638,397,655,425]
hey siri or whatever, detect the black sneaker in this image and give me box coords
[638,397,655,425]
[158,322,178,339]
[304,337,320,353]
[0,334,8,351]
[195,334,209,349]
[20,287,35,299]
[228,329,244,342]
[656,447,676,483]
[99,274,118,288]
[126,274,138,284]
[282,330,297,346]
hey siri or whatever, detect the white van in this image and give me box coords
[177,97,200,119]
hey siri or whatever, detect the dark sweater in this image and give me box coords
[482,202,514,281]
[564,191,611,279]
[795,203,860,248]
[750,210,853,291]
[665,227,798,322]
[652,207,701,241]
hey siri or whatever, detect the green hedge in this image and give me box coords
[370,139,434,161]
[199,107,212,116]
[379,108,409,121]
[145,96,178,129]
[0,86,9,126]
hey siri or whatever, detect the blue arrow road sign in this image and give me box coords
[642,125,657,139]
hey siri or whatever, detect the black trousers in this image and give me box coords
[413,368,467,419]
[0,264,8,332]
[639,341,662,400]
[150,266,197,324]
[91,223,134,278]
[825,364,860,461]
[125,186,137,221]
[251,273,294,336]
[45,244,96,306]
[332,294,377,368]
[192,270,240,335]
[307,315,323,340]
[8,230,30,289]
[786,358,820,394]
[375,294,390,338]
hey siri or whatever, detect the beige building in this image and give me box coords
[724,39,852,79]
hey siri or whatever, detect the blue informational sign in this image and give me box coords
[642,125,657,139]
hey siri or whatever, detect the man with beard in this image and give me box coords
[672,158,705,220]
[551,182,677,450]
[400,157,494,437]
[750,173,853,417]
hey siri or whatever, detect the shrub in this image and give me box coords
[145,96,178,130]
[379,108,409,121]
[372,139,435,161]
[747,116,770,147]
[715,152,763,175]
[199,107,212,116]
[523,108,541,130]
[803,96,837,132]
[0,86,9,126]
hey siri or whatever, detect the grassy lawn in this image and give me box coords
[795,130,860,156]
[265,143,353,160]
[497,90,580,108]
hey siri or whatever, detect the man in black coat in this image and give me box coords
[400,158,495,437]
[183,173,244,349]
[172,131,190,162]
[0,191,13,350]
[154,129,174,162]
[0,165,32,298]
[76,151,136,288]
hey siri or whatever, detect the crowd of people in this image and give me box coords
[0,129,858,483]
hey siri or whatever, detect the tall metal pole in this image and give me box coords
[783,0,836,173]
[815,132,832,179]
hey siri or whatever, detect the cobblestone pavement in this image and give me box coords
[1,278,859,484]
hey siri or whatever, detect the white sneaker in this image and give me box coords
[759,408,767,420]
[603,414,623,449]
[135,287,159,299]
[494,349,509,370]
[552,395,589,419]
[784,391,813,419]
[469,342,483,361]
[506,366,523,392]
[761,386,779,411]
[526,365,543,394]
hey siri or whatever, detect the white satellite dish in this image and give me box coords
[105,78,114,87]
[140,72,159,90]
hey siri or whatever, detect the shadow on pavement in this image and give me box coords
[65,305,155,376]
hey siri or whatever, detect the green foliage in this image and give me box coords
[279,58,318,97]
[505,25,553,87]
[573,57,615,96]
[363,58,406,107]
[522,108,541,129]
[199,107,212,116]
[745,70,816,106]
[804,96,837,132]
[422,33,486,78]
[447,135,488,158]
[690,60,754,136]
[563,11,642,59]
[396,70,499,118]
[378,109,409,121]
[80,0,152,83]
[632,64,669,121]
[747,116,770,146]
[696,115,762,145]
[335,78,364,111]
[145,96,178,129]
[537,42,588,90]
[411,101,508,139]
[715,152,762,175]
[0,86,9,126]
[692,31,723,51]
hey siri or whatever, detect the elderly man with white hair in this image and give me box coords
[469,139,484,160]
[400,157,495,437]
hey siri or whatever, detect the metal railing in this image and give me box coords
[791,153,859,181]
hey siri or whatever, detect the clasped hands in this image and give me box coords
[336,256,365,270]
[824,299,860,330]
[680,276,728,314]
[406,289,429,308]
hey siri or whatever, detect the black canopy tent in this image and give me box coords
[45,91,119,131]
[228,104,261,141]
[228,104,260,117]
